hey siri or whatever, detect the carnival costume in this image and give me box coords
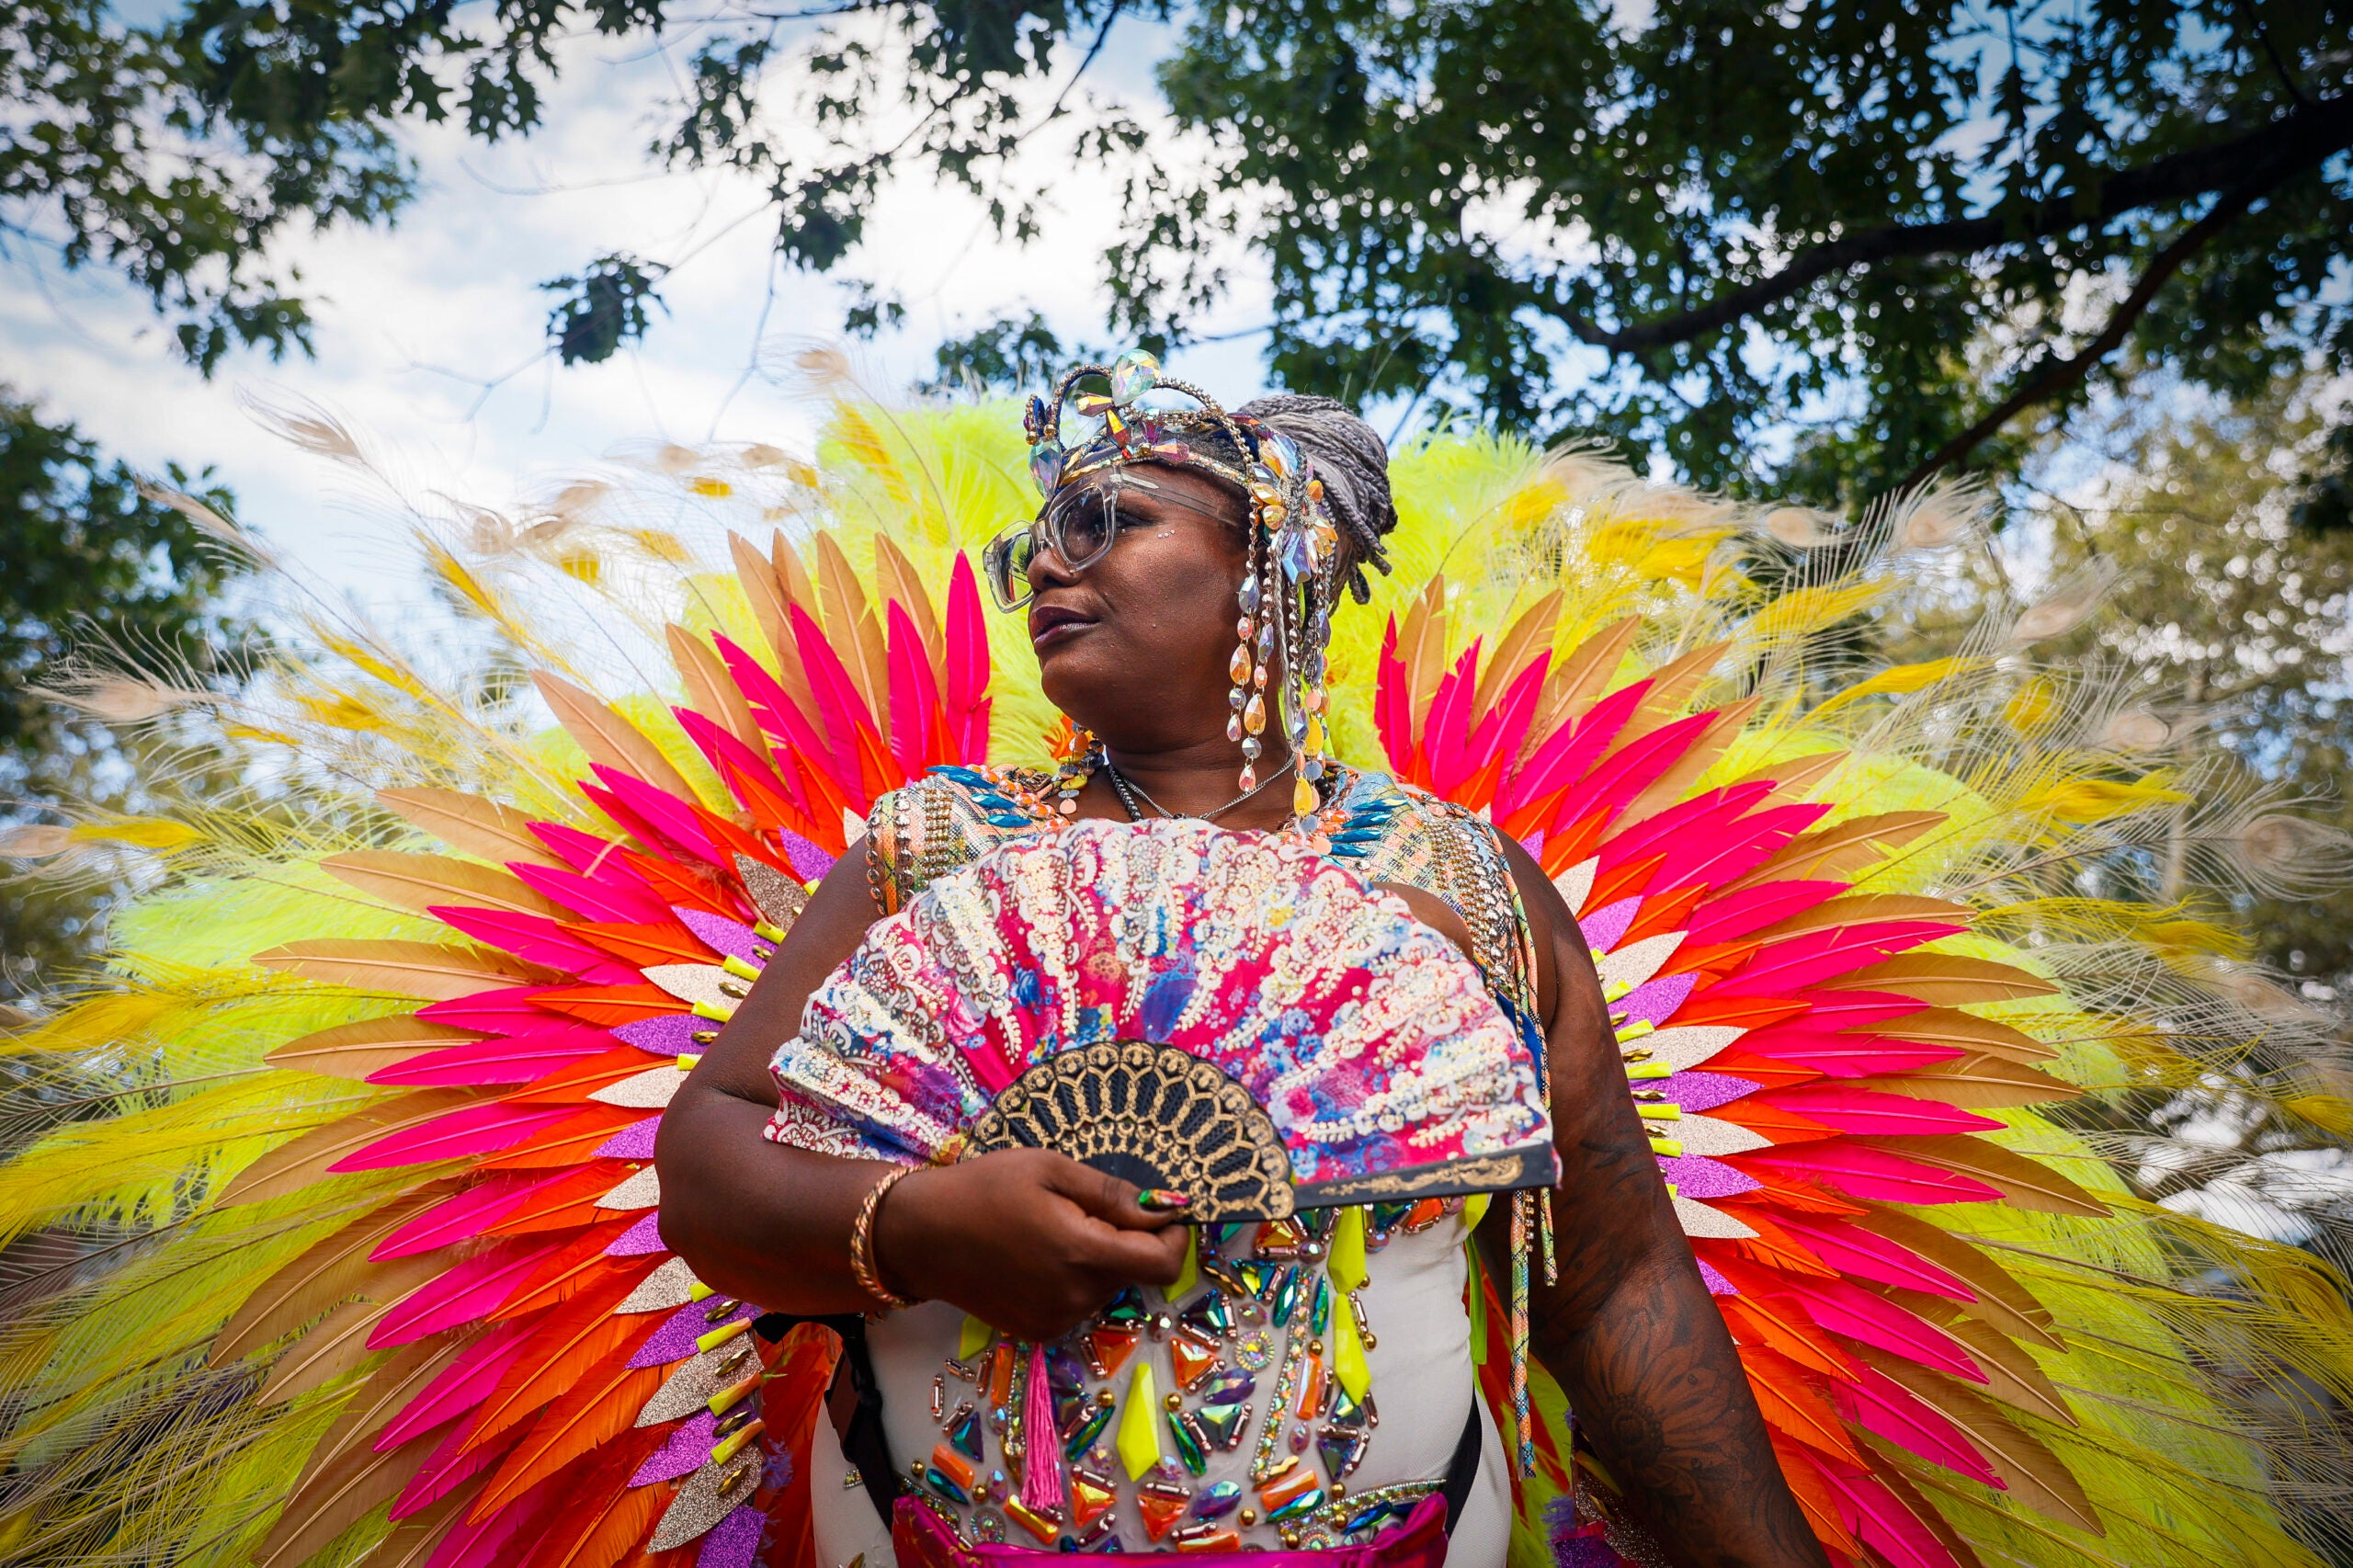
[2,351,2350,1568]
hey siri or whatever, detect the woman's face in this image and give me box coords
[1023,463,1253,749]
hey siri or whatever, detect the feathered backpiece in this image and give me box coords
[2,382,2349,1568]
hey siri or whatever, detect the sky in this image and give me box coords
[1,12,1279,616]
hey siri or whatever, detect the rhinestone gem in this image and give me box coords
[1109,348,1162,403]
[1029,441,1065,494]
[1193,1481,1243,1520]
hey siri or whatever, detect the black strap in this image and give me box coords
[1438,1398,1483,1538]
[756,1312,902,1525]
[766,1314,1485,1541]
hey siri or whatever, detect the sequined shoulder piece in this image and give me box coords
[864,765,1061,915]
[1324,770,1540,1022]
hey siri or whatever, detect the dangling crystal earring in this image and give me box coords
[1230,517,1270,793]
[1050,723,1100,816]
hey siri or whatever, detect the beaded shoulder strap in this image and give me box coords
[862,767,1060,915]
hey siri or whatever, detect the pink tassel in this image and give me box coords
[1021,1342,1064,1515]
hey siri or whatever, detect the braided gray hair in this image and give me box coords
[1237,394,1397,604]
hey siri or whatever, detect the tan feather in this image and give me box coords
[379,788,556,869]
[252,1423,438,1568]
[1615,640,1729,746]
[813,532,890,734]
[324,851,566,921]
[771,531,816,608]
[728,531,792,658]
[1870,1006,2056,1065]
[1622,695,1760,824]
[1859,1054,2080,1109]
[1724,811,1945,892]
[1730,749,1850,804]
[1855,1346,2101,1533]
[217,1089,490,1209]
[1395,576,1449,722]
[1471,589,1561,718]
[215,1191,444,1362]
[1876,1287,2076,1422]
[666,624,765,753]
[1865,1459,1992,1568]
[1856,1134,2108,1217]
[1824,952,2059,1004]
[256,1284,418,1407]
[873,534,945,676]
[1752,893,1977,941]
[254,939,559,1000]
[531,671,700,805]
[359,1481,476,1568]
[266,1017,479,1082]
[295,1332,468,1488]
[1847,1207,2060,1345]
[1525,617,1640,756]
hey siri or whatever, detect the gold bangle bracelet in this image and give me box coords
[849,1164,920,1312]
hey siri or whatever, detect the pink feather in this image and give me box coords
[373,1174,566,1259]
[1761,1085,2002,1139]
[1421,645,1481,793]
[1595,783,1774,876]
[1651,802,1832,894]
[713,633,835,778]
[944,555,993,756]
[1724,1031,1962,1078]
[1772,1214,1976,1299]
[1681,881,1848,946]
[1771,1275,1984,1382]
[1833,1367,2001,1486]
[1738,1143,2001,1207]
[369,1240,552,1346]
[589,767,722,866]
[377,1319,537,1449]
[1812,1462,1961,1568]
[675,707,811,820]
[506,859,669,926]
[391,1416,509,1521]
[789,605,881,773]
[425,906,636,984]
[417,1473,559,1560]
[368,1028,612,1087]
[528,821,631,877]
[886,601,944,774]
[1718,921,1969,996]
[1559,710,1715,830]
[330,1101,574,1175]
[1483,653,1552,812]
[1511,680,1646,809]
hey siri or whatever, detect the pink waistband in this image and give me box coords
[890,1494,1451,1568]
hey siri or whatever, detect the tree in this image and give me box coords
[13,1,2345,503]
[0,391,255,1001]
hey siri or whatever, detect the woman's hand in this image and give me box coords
[875,1149,1189,1341]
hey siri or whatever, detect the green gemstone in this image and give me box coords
[1167,1409,1209,1475]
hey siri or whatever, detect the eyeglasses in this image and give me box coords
[981,474,1237,610]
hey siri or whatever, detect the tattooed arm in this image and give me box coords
[1483,835,1828,1568]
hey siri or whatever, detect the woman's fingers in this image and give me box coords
[1040,1151,1187,1230]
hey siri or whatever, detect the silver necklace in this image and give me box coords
[1103,756,1294,823]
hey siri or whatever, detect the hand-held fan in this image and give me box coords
[769,818,1558,1218]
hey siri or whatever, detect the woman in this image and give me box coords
[655,362,1826,1568]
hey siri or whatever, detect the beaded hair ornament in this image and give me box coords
[1020,349,1342,824]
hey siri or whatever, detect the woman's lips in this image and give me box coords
[1029,607,1097,647]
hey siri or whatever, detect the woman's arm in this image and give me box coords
[655,847,1187,1336]
[1487,835,1828,1568]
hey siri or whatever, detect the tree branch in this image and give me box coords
[1893,181,2265,493]
[1552,91,2352,356]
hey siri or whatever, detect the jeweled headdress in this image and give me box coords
[1022,350,1342,819]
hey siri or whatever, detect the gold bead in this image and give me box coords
[1240,1511,1256,1528]
[1165,1392,1183,1411]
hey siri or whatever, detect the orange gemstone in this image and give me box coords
[1170,1332,1220,1390]
[1176,1531,1241,1553]
[1069,1470,1117,1528]
[1257,1464,1318,1513]
[1253,1218,1306,1257]
[930,1444,977,1494]
[1085,1325,1140,1379]
[1298,1355,1327,1420]
[1139,1489,1188,1542]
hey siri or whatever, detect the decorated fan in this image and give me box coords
[768,817,1559,1216]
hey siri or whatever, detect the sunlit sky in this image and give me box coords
[3,15,1286,612]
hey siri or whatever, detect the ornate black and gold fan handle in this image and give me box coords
[960,1040,1558,1221]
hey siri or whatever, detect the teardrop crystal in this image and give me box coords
[1109,348,1162,403]
[1243,693,1267,735]
[1238,575,1263,614]
[1292,776,1317,816]
[1229,645,1252,684]
[1237,765,1257,792]
[1225,714,1242,743]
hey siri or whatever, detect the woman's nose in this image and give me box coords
[1027,537,1080,592]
